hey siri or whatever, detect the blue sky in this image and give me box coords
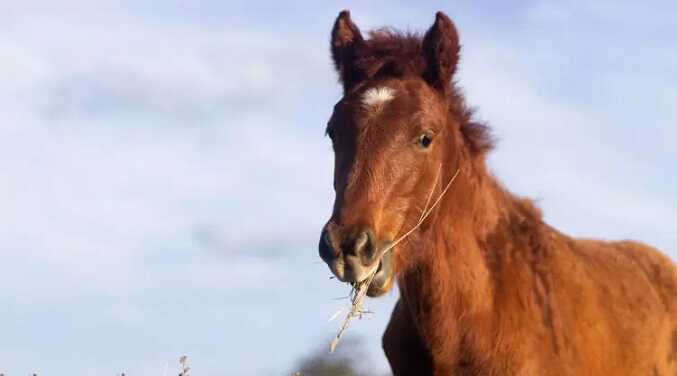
[0,1,675,375]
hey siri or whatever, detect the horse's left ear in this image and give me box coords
[422,12,460,93]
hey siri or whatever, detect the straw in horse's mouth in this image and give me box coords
[374,258,384,275]
[358,258,382,283]
[329,266,377,353]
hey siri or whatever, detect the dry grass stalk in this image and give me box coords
[329,270,377,353]
[179,355,190,376]
[329,166,461,352]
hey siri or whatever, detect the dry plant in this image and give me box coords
[329,166,461,352]
[178,355,190,376]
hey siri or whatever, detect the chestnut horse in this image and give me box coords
[318,10,677,376]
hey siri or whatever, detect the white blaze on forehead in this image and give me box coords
[362,86,395,110]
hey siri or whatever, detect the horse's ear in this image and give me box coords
[331,10,364,91]
[422,12,460,93]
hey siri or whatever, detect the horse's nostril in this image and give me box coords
[354,231,369,252]
[352,230,376,262]
[319,228,336,263]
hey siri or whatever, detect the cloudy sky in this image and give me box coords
[0,1,675,375]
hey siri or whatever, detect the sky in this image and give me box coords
[0,1,675,375]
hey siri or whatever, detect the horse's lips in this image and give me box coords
[369,251,394,292]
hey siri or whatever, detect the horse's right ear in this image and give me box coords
[330,10,364,91]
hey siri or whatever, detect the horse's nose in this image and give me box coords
[319,226,381,283]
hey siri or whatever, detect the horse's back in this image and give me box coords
[562,236,677,375]
[615,240,676,312]
[570,238,675,315]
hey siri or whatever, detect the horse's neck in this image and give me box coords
[400,221,495,350]
[399,170,515,358]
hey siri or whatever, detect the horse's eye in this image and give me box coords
[418,134,433,148]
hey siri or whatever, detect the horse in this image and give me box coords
[317,10,676,376]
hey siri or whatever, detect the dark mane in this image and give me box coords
[356,30,494,156]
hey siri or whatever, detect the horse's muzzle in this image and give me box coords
[319,226,395,296]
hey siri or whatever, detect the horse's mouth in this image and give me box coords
[365,251,394,297]
[326,250,395,297]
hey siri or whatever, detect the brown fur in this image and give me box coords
[323,11,677,375]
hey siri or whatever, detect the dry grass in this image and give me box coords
[178,355,190,376]
[329,166,461,352]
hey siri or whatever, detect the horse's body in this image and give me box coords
[319,11,676,375]
[383,182,676,375]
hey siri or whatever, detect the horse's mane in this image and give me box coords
[356,29,495,156]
